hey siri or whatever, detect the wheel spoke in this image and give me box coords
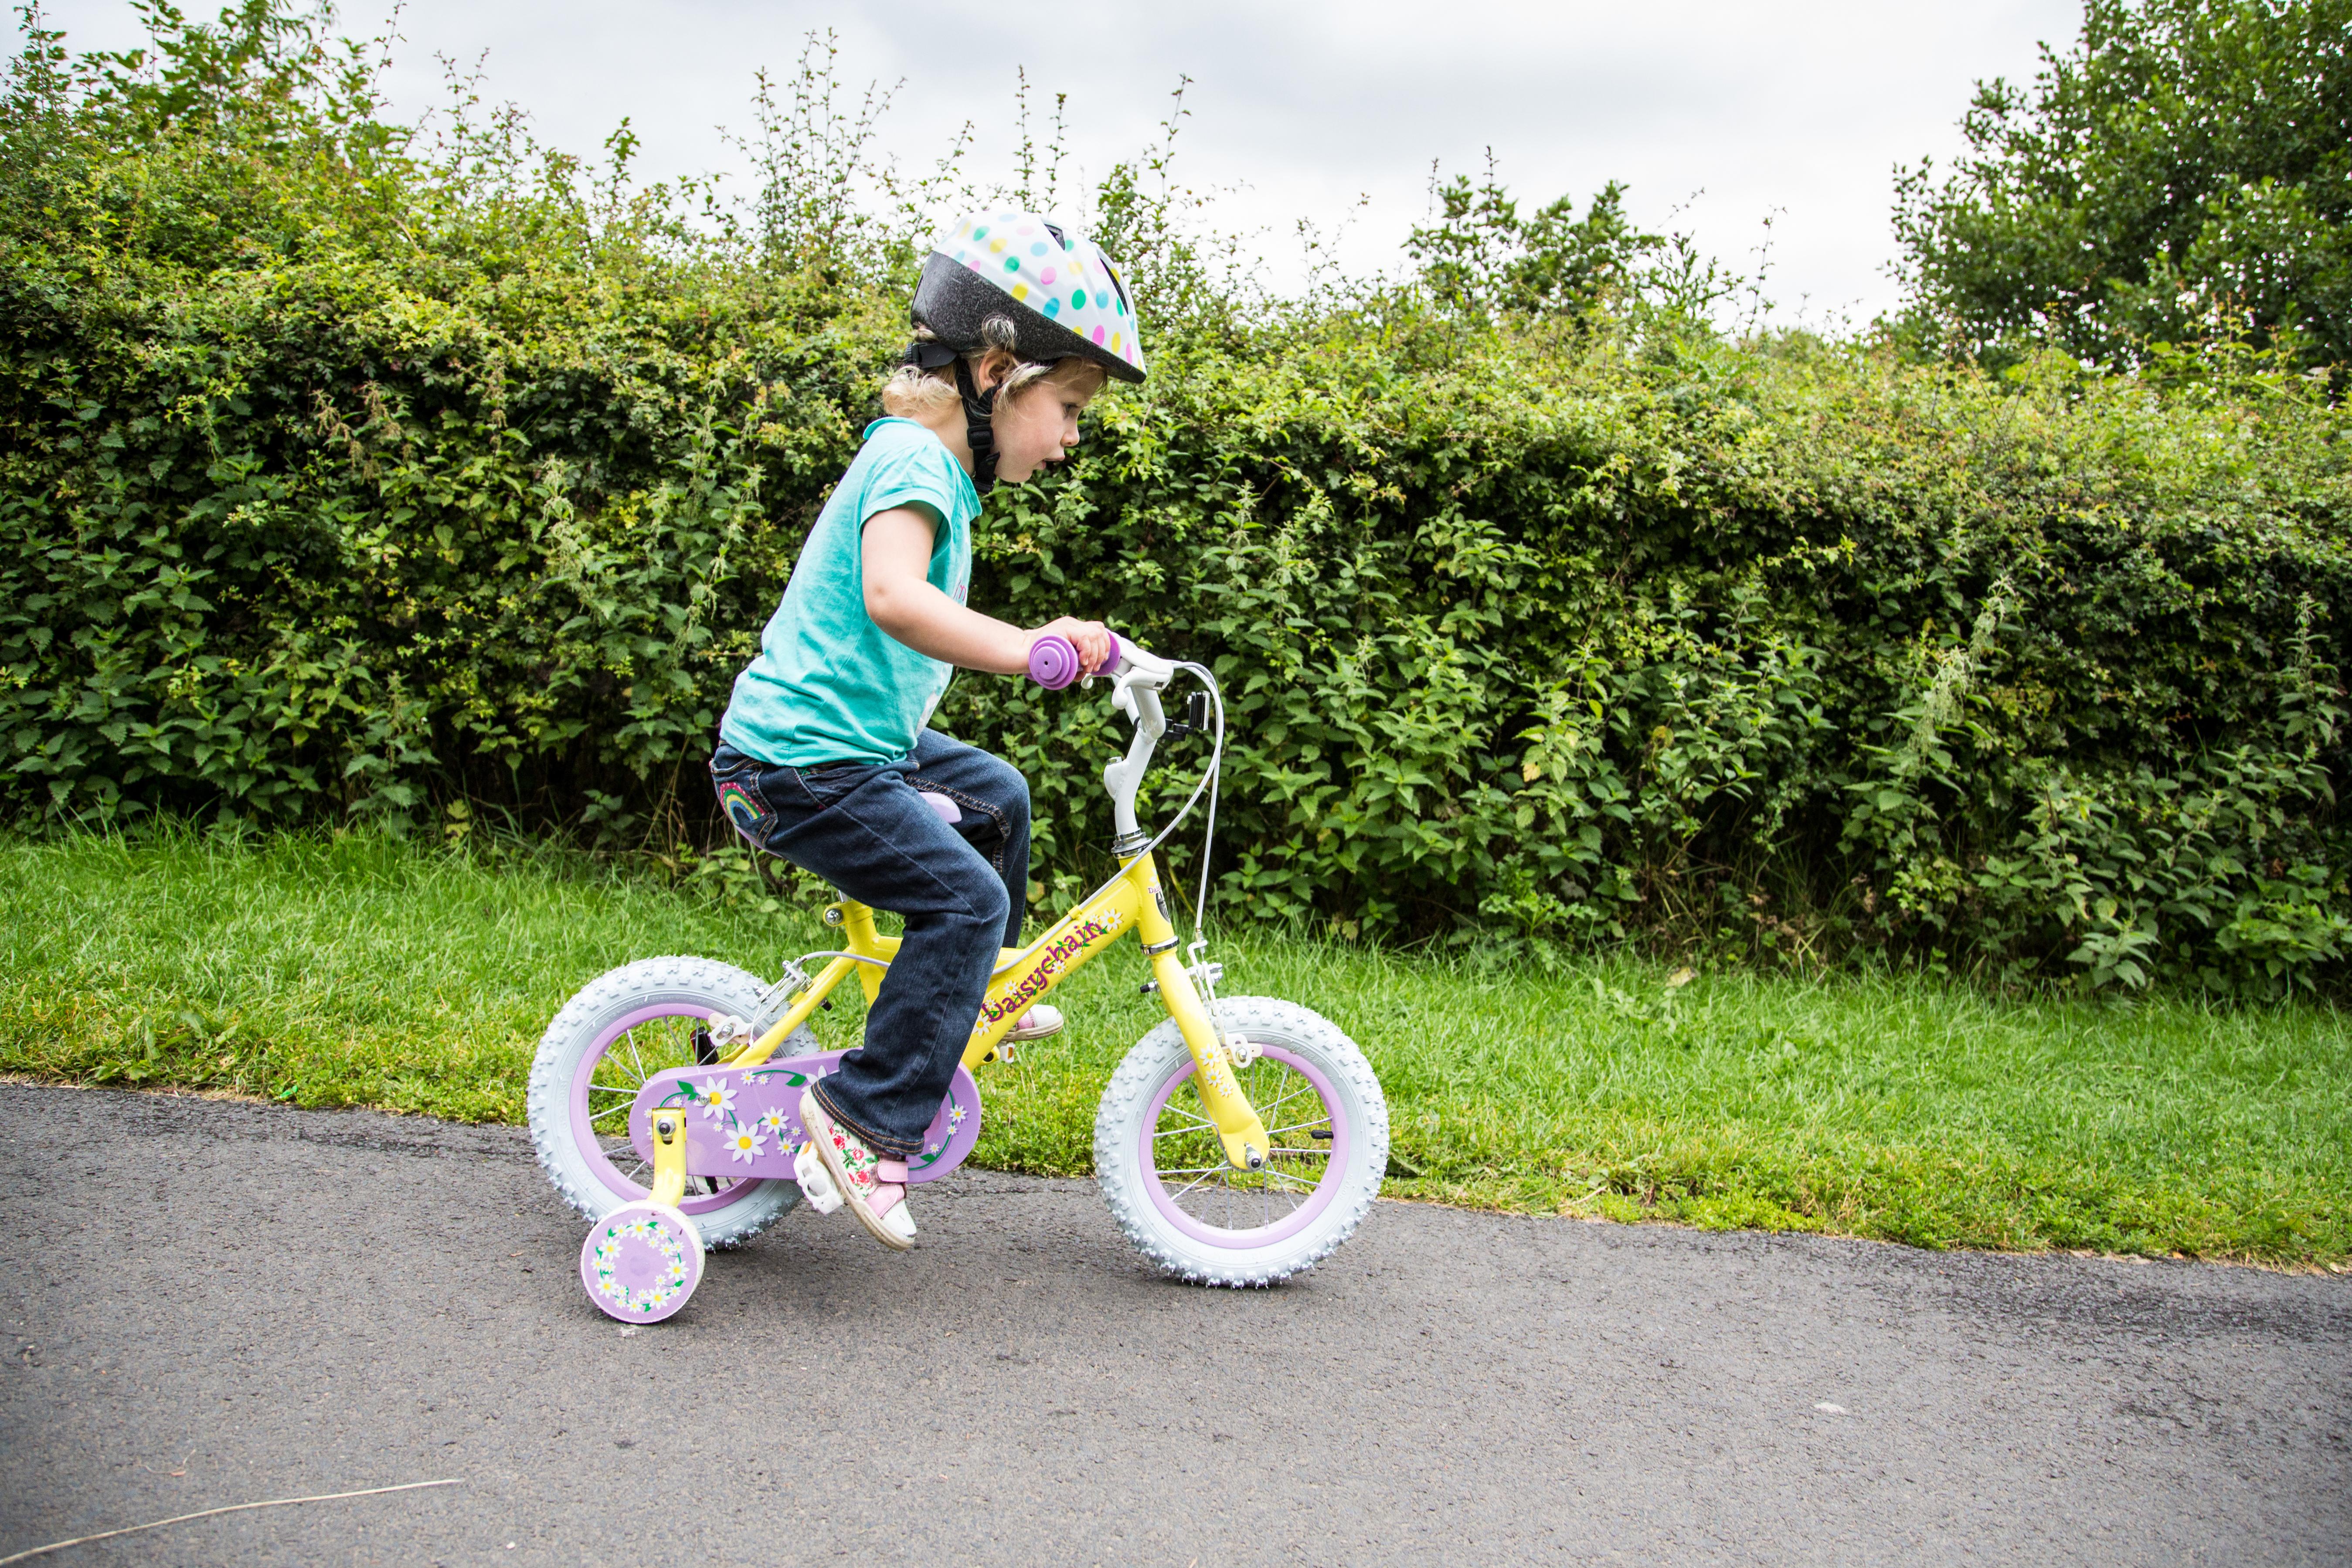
[1252,1082,1313,1118]
[1169,1168,1225,1199]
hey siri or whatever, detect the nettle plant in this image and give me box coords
[2,3,2347,993]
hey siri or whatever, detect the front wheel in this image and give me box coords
[1094,997,1387,1287]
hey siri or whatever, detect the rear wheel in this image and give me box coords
[527,956,807,1249]
[1094,997,1387,1286]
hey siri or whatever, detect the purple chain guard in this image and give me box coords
[627,1050,982,1183]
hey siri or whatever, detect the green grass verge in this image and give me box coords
[2,827,2345,1265]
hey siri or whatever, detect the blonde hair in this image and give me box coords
[880,317,1100,419]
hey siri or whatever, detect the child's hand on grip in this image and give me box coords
[1032,617,1113,677]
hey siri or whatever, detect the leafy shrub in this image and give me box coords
[1892,0,2352,377]
[2,3,2346,993]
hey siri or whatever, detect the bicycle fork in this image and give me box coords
[1132,866,1271,1173]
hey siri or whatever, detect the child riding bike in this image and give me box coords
[706,209,1142,1252]
[529,222,1385,1304]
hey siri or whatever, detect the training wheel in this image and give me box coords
[579,1200,704,1323]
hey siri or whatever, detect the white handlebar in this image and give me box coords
[1106,634,1177,686]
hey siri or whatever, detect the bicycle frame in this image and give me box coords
[723,849,1272,1170]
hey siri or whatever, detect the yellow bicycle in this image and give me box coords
[528,634,1389,1321]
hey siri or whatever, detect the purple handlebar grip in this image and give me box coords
[1027,630,1126,690]
[1027,635,1081,690]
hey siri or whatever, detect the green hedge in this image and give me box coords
[3,8,2347,990]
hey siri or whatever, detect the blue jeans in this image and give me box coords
[709,730,1031,1157]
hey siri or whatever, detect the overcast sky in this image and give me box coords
[17,0,2083,324]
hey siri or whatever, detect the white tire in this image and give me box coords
[1094,997,1387,1287]
[527,956,810,1249]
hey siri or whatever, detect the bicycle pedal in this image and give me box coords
[792,1144,844,1214]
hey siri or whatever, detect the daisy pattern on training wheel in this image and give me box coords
[580,1203,703,1324]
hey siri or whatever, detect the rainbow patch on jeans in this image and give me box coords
[718,778,765,838]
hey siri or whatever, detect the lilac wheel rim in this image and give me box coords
[1140,1043,1346,1247]
[568,1003,772,1216]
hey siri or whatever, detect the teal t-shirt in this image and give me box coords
[719,418,979,766]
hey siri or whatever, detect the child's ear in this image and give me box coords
[977,347,1018,397]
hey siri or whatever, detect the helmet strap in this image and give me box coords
[951,356,1000,494]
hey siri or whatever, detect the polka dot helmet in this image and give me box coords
[911,210,1145,385]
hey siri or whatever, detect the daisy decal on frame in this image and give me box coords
[698,1077,737,1121]
[724,1126,766,1163]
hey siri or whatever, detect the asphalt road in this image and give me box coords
[1,1083,2345,1566]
